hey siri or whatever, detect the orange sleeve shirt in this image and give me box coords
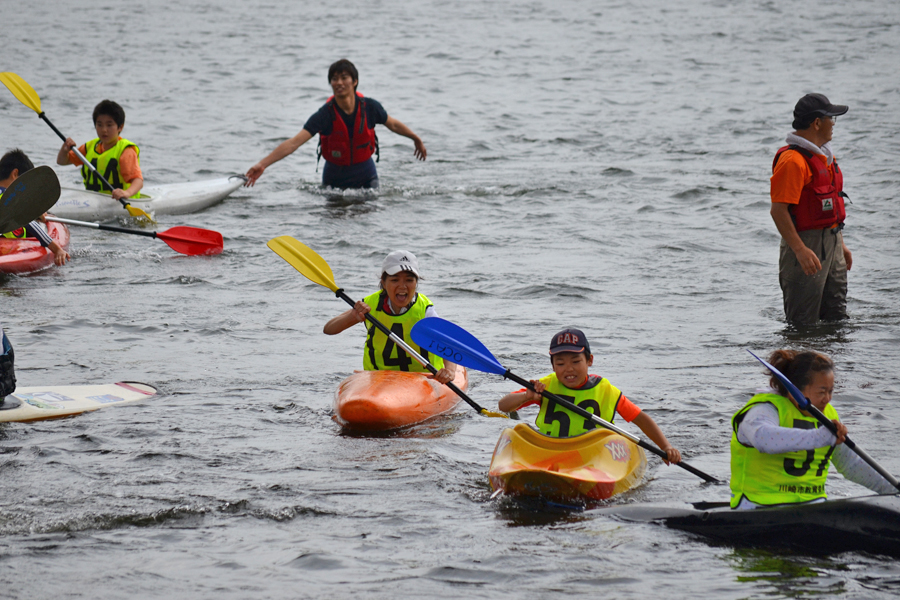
[68,139,143,184]
[770,149,832,205]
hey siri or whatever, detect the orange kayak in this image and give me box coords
[489,423,647,501]
[0,221,70,275]
[333,368,467,431]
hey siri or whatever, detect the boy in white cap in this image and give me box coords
[323,250,457,384]
[498,328,681,463]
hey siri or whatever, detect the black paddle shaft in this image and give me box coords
[502,370,721,484]
[94,222,159,239]
[333,289,494,416]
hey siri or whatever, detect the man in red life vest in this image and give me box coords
[770,94,851,325]
[245,59,426,190]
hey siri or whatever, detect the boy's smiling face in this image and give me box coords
[94,114,123,147]
[550,352,593,389]
[383,271,417,309]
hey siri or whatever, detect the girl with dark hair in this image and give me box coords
[730,349,894,509]
[322,250,456,385]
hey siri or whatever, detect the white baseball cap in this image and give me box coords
[381,250,421,278]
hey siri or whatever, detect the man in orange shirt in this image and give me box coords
[770,94,851,325]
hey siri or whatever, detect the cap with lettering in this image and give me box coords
[549,328,590,355]
[381,250,421,278]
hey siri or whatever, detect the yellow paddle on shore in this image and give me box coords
[0,72,155,224]
[267,235,510,420]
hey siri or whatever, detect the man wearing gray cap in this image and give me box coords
[770,93,851,325]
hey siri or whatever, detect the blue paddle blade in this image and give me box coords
[411,317,507,376]
[748,350,810,409]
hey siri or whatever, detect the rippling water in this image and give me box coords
[3,0,900,598]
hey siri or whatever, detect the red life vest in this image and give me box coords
[319,92,378,166]
[773,145,846,231]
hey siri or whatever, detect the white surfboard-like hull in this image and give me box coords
[0,382,157,422]
[50,175,246,221]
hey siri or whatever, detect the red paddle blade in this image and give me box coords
[156,226,224,256]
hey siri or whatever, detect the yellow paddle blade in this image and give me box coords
[480,408,511,419]
[0,72,42,114]
[125,203,157,224]
[267,236,339,292]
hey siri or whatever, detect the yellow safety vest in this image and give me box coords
[535,373,622,438]
[730,392,840,508]
[2,227,27,239]
[81,137,141,198]
[361,291,444,373]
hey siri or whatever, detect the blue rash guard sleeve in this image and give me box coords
[26,221,54,248]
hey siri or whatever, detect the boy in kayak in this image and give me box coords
[0,149,70,266]
[730,349,895,509]
[323,250,456,384]
[245,58,426,190]
[498,329,682,463]
[56,100,144,200]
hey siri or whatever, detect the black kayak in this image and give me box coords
[594,493,900,556]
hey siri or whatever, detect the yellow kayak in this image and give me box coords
[489,423,647,501]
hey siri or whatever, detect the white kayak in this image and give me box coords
[50,175,246,221]
[0,381,157,422]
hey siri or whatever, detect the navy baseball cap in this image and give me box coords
[792,93,848,129]
[549,328,590,355]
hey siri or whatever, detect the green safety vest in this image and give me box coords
[730,392,840,508]
[361,291,444,373]
[81,137,141,198]
[2,227,27,239]
[535,373,622,438]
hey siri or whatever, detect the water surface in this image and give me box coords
[2,0,900,598]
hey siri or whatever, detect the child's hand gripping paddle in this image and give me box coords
[411,316,721,483]
[266,236,510,420]
[748,350,900,491]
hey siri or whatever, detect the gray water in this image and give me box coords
[2,0,900,598]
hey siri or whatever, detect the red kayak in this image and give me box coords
[0,221,70,274]
[334,369,467,431]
